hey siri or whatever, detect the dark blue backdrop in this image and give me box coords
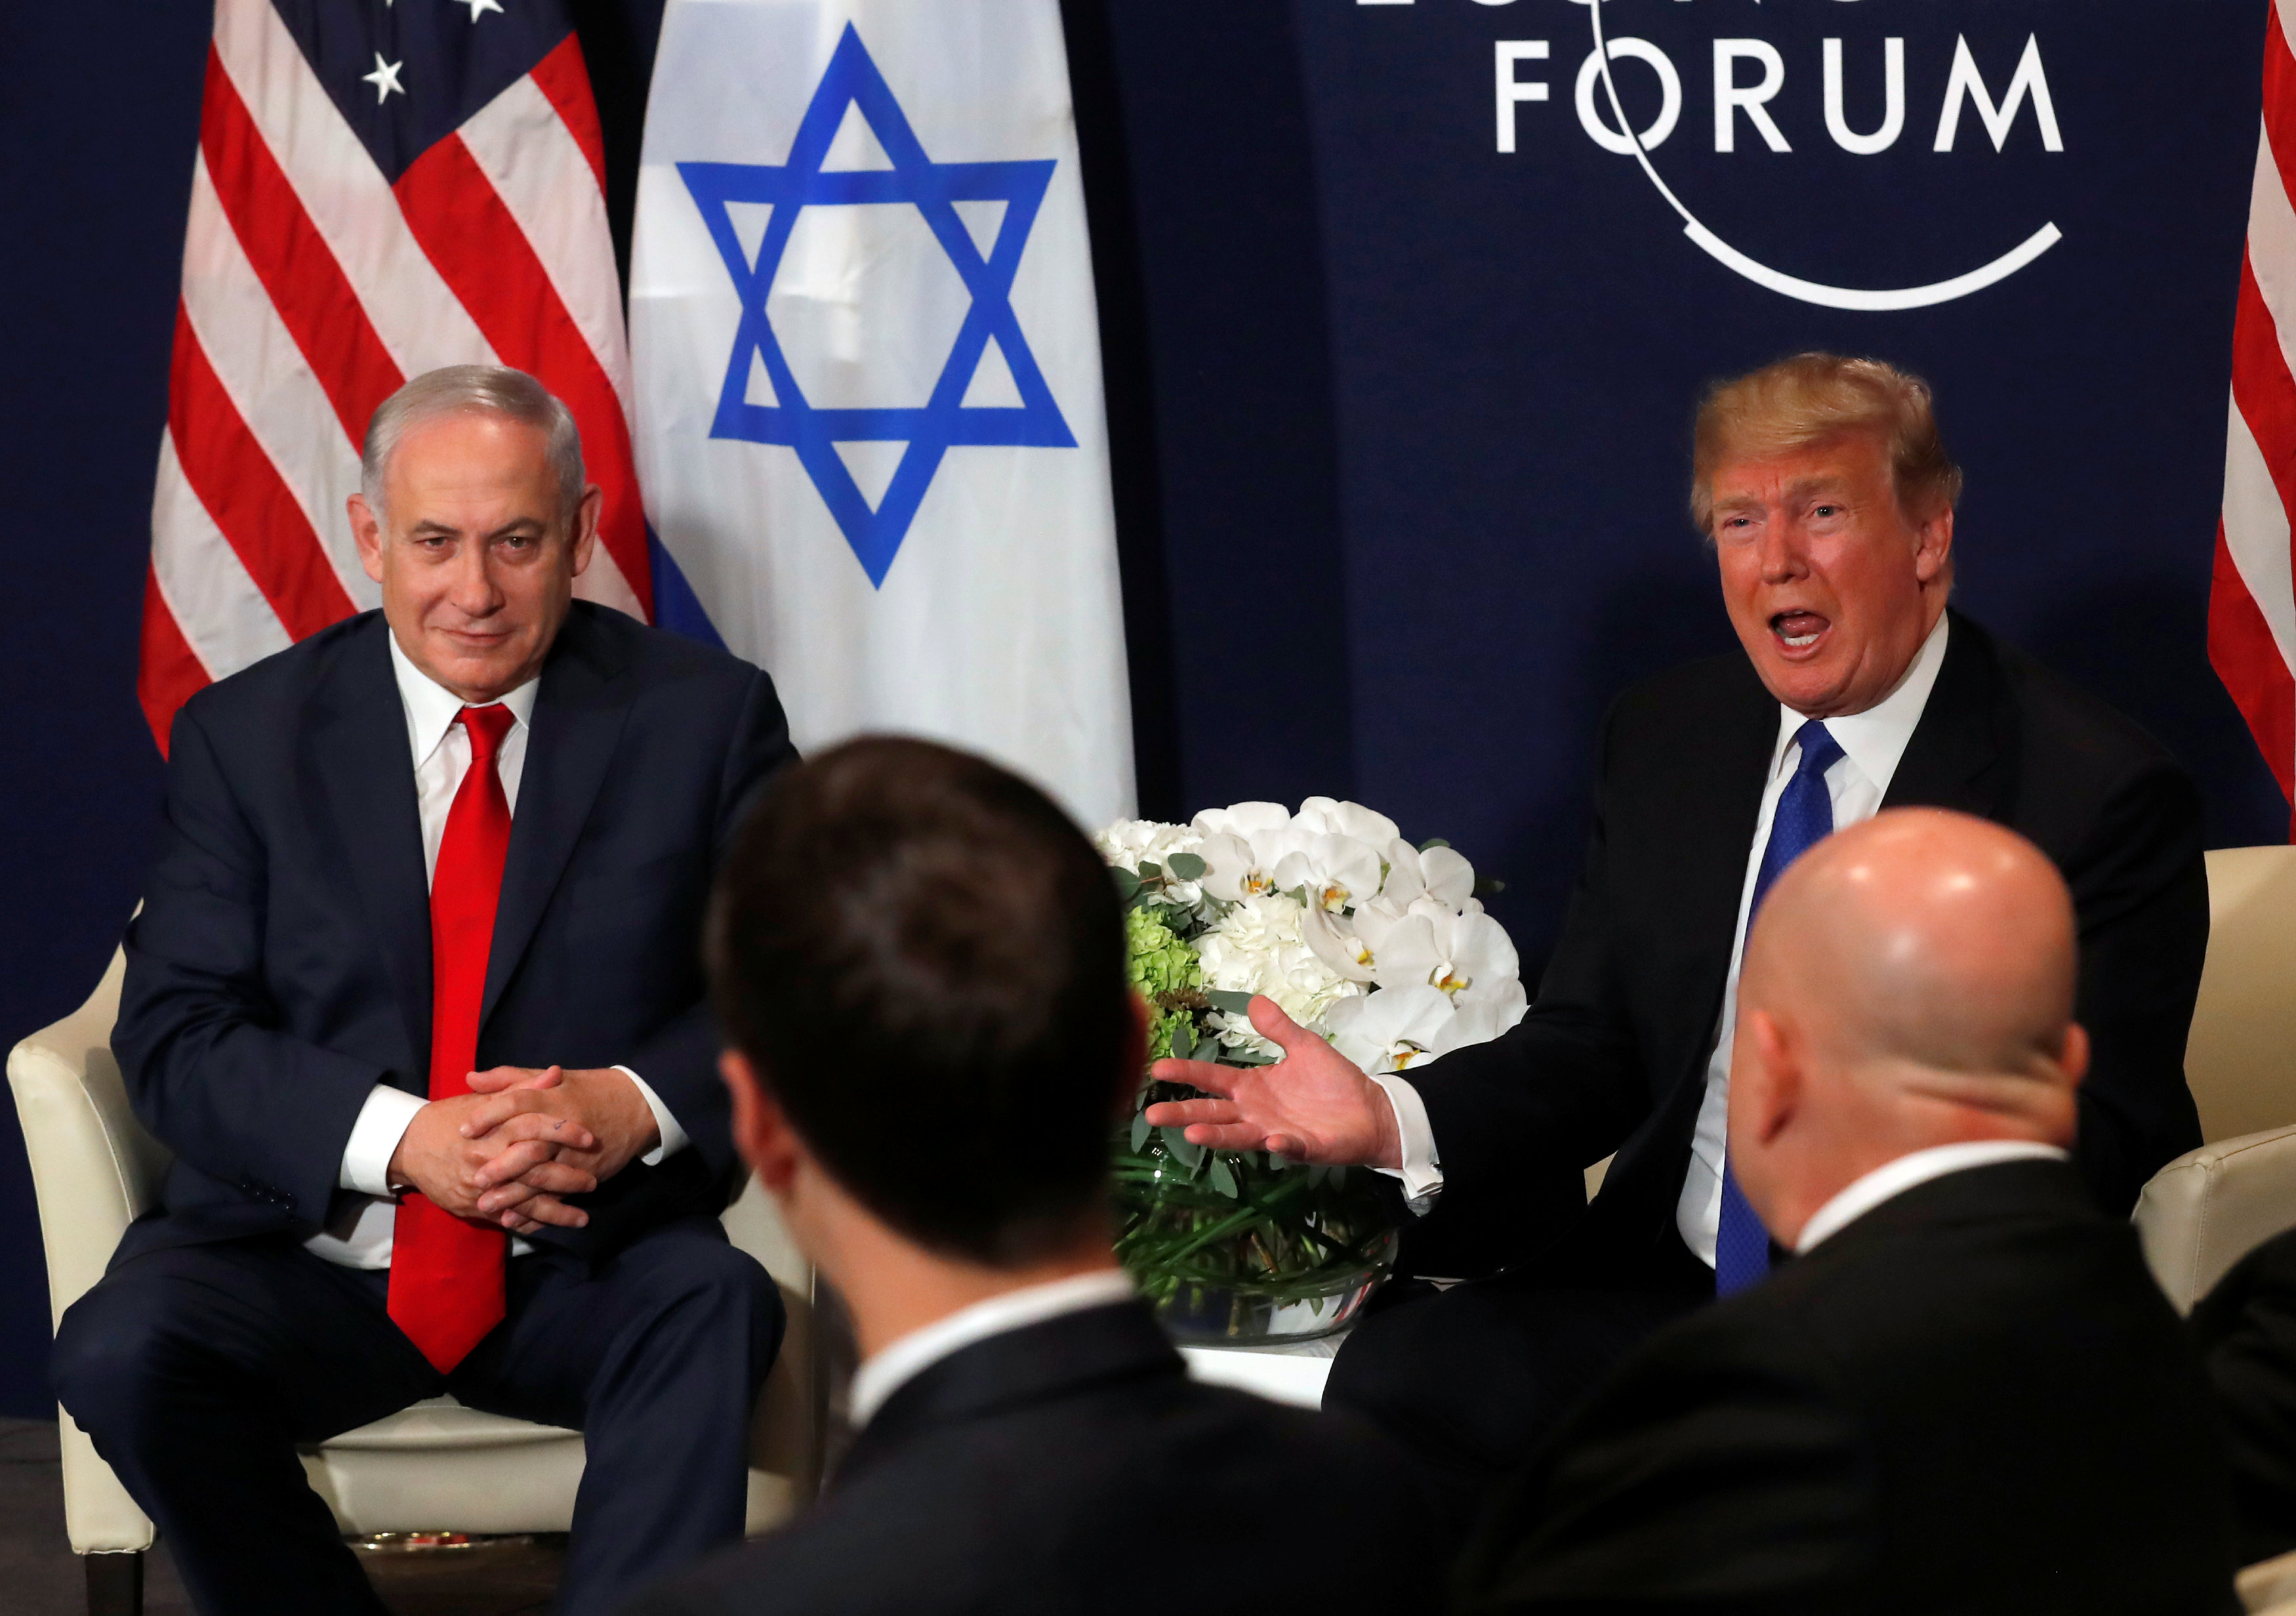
[0,0,2282,1415]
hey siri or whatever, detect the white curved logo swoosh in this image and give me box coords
[1587,5,2062,312]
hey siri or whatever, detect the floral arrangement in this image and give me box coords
[1097,798,1527,1340]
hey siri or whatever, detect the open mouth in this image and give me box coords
[1769,610,1830,653]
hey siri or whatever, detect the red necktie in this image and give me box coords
[389,703,517,1373]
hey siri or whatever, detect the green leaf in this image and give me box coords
[1417,837,1452,852]
[1159,1126,1204,1172]
[1475,876,1506,895]
[1139,860,1162,879]
[1208,1157,1239,1198]
[1130,1110,1151,1153]
[1166,852,1207,880]
[1171,1022,1196,1061]
[1204,989,1255,1016]
[1112,868,1142,901]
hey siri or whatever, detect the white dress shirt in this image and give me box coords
[846,1270,1140,1428]
[302,635,689,1269]
[1793,1140,2070,1253]
[1376,613,1952,1262]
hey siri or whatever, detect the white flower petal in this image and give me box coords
[1418,846,1477,908]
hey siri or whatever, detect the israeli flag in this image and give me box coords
[630,0,1135,826]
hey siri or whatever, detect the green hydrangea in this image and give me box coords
[1125,908,1201,1062]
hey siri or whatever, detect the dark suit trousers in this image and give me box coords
[1324,1238,1711,1535]
[52,1216,782,1616]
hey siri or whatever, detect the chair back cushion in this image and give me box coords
[2191,848,2296,1144]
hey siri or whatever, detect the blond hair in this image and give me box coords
[1689,353,1962,533]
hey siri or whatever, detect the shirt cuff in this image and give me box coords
[340,1085,428,1197]
[614,1066,687,1167]
[1368,1073,1444,1216]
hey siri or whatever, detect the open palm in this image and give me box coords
[1143,995,1401,1169]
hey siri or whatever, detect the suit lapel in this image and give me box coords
[482,608,635,1026]
[1678,667,1778,983]
[310,617,434,1083]
[1880,609,2015,821]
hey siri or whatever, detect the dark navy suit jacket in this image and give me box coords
[1406,610,2208,1278]
[623,1302,1445,1615]
[111,603,797,1267]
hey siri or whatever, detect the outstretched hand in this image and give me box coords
[1143,995,1401,1169]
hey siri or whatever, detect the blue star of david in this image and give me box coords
[679,24,1076,587]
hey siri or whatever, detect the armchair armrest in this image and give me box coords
[2134,1124,2296,1316]
[7,947,163,1328]
[7,945,165,1554]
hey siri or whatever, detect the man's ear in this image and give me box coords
[348,493,386,585]
[719,1048,800,1194]
[1738,1007,1804,1146]
[2055,1022,2091,1091]
[1912,502,1954,585]
[567,484,602,579]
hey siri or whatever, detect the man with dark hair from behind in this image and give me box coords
[622,736,1441,1615]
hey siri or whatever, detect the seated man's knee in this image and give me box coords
[626,1235,785,1384]
[53,1278,185,1438]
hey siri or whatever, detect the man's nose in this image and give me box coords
[1757,516,1807,583]
[447,544,504,616]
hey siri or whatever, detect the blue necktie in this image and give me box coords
[1713,718,1845,1298]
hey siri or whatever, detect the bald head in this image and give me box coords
[1727,809,2087,1247]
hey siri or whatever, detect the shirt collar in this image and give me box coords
[386,629,539,767]
[848,1269,1139,1428]
[1793,1138,2070,1253]
[1771,610,1951,788]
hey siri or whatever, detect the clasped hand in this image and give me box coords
[386,1065,662,1236]
[1143,995,1404,1171]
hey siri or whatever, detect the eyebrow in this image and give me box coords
[1715,476,1853,512]
[405,517,550,540]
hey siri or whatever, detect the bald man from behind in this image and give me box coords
[1454,809,2237,1615]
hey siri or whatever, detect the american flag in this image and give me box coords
[140,0,650,751]
[2217,0,2296,836]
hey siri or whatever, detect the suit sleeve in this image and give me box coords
[1454,1323,1869,1614]
[2060,756,2207,1216]
[112,703,390,1225]
[611,664,799,1184]
[2190,1230,2296,1564]
[1403,705,1656,1251]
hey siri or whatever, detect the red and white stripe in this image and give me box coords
[2216,0,2296,833]
[141,0,650,752]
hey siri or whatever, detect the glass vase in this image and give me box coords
[1113,1107,1399,1344]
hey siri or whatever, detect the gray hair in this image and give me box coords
[359,365,585,526]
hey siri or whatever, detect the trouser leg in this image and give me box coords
[52,1239,440,1616]
[453,1217,783,1616]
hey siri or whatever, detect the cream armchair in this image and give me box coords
[2136,845,2296,1311]
[8,949,827,1616]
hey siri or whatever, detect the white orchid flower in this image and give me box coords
[1294,797,1403,848]
[1272,833,1384,916]
[1324,984,1456,1075]
[1362,908,1520,1005]
[1438,978,1529,1048]
[1191,801,1294,840]
[1298,901,1376,984]
[1377,838,1477,912]
[1194,831,1277,901]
